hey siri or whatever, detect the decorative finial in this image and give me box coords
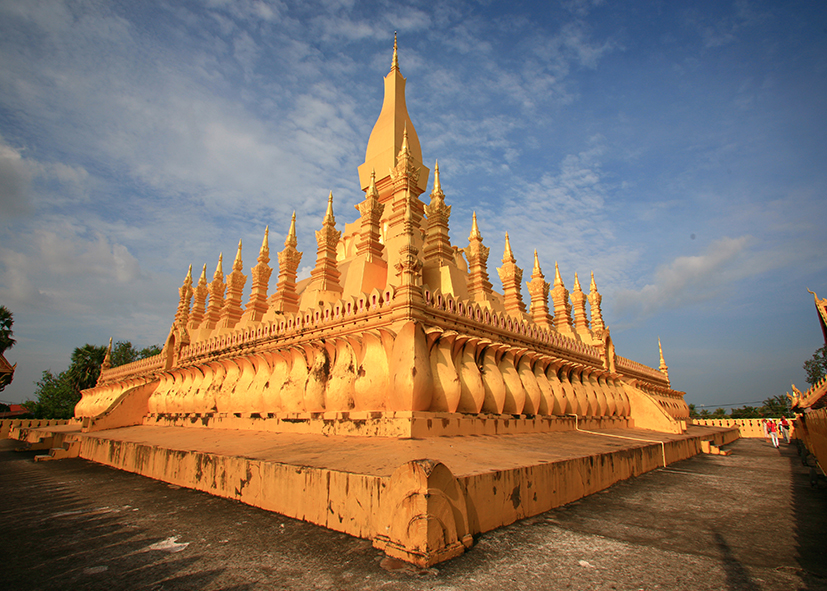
[260,226,269,253]
[324,191,335,224]
[199,263,207,284]
[368,169,379,198]
[590,270,597,292]
[503,232,515,263]
[469,211,481,240]
[107,337,113,352]
[433,160,441,192]
[286,212,298,248]
[214,253,224,280]
[533,249,542,275]
[658,337,669,381]
[185,264,193,283]
[391,32,399,73]
[399,121,410,157]
[573,272,581,292]
[233,240,243,271]
[554,261,563,286]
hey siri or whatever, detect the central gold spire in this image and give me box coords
[358,35,428,194]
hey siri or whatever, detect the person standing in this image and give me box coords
[768,420,779,448]
[780,416,791,444]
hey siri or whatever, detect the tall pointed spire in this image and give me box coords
[423,159,454,266]
[219,241,247,330]
[188,263,208,330]
[358,33,428,194]
[270,213,303,314]
[233,240,243,271]
[550,262,574,335]
[526,250,552,328]
[391,31,399,73]
[355,169,385,263]
[570,272,590,338]
[244,226,273,323]
[465,212,492,303]
[323,191,335,224]
[497,232,525,316]
[203,253,226,329]
[306,192,343,304]
[174,264,194,329]
[100,337,113,374]
[588,271,605,334]
[658,337,670,384]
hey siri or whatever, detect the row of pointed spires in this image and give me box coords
[172,203,609,344]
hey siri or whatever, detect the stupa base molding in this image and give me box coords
[141,411,631,438]
[8,422,738,567]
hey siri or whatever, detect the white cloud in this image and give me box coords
[613,236,751,319]
[0,138,34,215]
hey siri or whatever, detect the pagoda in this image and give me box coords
[72,37,692,566]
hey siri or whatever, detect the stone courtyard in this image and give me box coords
[3,437,825,591]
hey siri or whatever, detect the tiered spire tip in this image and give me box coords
[324,191,335,224]
[391,31,399,73]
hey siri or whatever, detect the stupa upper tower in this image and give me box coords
[357,34,430,197]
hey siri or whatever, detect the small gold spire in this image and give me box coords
[368,169,379,199]
[286,212,298,248]
[533,249,542,275]
[233,240,243,271]
[185,264,193,283]
[469,212,481,240]
[391,31,399,73]
[213,253,224,280]
[658,337,665,365]
[573,272,581,292]
[199,263,207,284]
[433,160,441,192]
[398,122,410,157]
[323,191,335,224]
[260,226,269,254]
[107,337,113,353]
[554,261,563,287]
[502,232,515,263]
[590,270,597,292]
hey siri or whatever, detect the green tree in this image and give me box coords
[803,345,827,386]
[760,395,793,418]
[66,344,107,392]
[138,344,162,359]
[0,305,15,355]
[111,341,140,367]
[730,406,761,419]
[110,341,162,367]
[24,370,78,419]
[688,404,699,418]
[711,408,727,418]
[25,340,160,419]
[26,344,106,419]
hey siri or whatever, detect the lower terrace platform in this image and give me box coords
[7,420,738,566]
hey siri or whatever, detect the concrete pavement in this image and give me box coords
[1,437,825,590]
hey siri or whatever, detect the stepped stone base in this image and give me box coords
[7,421,738,566]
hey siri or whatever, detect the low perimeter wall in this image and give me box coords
[692,418,795,439]
[1,419,71,440]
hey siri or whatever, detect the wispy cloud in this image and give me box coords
[613,236,752,320]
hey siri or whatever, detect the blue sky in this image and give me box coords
[1,0,826,409]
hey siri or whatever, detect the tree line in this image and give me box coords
[23,341,161,419]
